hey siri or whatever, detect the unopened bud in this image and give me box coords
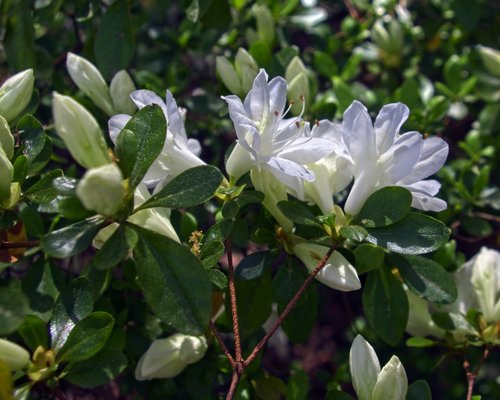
[110,70,137,115]
[0,69,34,123]
[52,92,111,168]
[477,45,500,78]
[252,4,275,46]
[0,146,13,200]
[76,163,125,217]
[66,52,115,116]
[235,48,259,93]
[216,56,241,95]
[0,338,30,372]
[0,115,14,159]
[135,334,207,380]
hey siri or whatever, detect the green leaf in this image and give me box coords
[23,170,63,204]
[4,0,35,70]
[202,220,233,244]
[208,269,228,290]
[390,254,457,304]
[233,268,273,339]
[17,115,46,164]
[356,186,412,228]
[0,287,28,335]
[18,315,49,352]
[353,243,385,274]
[136,166,223,210]
[57,312,114,363]
[91,225,138,270]
[132,227,212,335]
[123,105,166,188]
[199,240,225,269]
[236,251,276,280]
[365,212,450,254]
[339,225,368,241]
[235,190,264,207]
[41,217,106,258]
[94,0,135,80]
[407,380,432,400]
[114,128,138,179]
[287,369,309,400]
[277,201,321,227]
[63,350,127,388]
[221,199,240,219]
[406,337,437,348]
[362,268,408,346]
[431,312,455,331]
[50,277,94,353]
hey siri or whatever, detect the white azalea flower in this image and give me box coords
[349,335,408,400]
[223,69,335,197]
[108,89,205,188]
[342,101,448,216]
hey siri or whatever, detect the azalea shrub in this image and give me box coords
[0,1,499,399]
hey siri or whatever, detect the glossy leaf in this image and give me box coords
[63,350,128,388]
[23,169,63,204]
[277,201,321,227]
[50,277,94,353]
[353,243,385,274]
[136,165,223,210]
[339,225,368,241]
[0,287,28,335]
[362,268,408,346]
[199,239,225,269]
[18,315,49,352]
[365,213,450,254]
[114,128,137,179]
[91,225,138,270]
[356,186,412,228]
[390,254,457,304]
[236,251,276,280]
[41,217,106,258]
[132,227,212,335]
[57,312,114,363]
[407,380,432,400]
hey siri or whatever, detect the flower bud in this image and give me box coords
[293,242,361,291]
[110,70,137,115]
[66,52,115,116]
[0,182,21,210]
[216,56,241,95]
[0,146,13,200]
[0,338,30,371]
[285,57,312,115]
[52,92,111,168]
[405,289,444,339]
[477,45,500,78]
[0,69,34,123]
[252,4,275,47]
[235,48,259,94]
[372,356,408,400]
[471,247,500,323]
[76,163,125,217]
[0,115,14,159]
[135,334,207,380]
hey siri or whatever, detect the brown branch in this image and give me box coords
[209,321,235,367]
[225,239,243,363]
[226,371,241,400]
[0,240,39,249]
[243,243,337,368]
[464,346,490,400]
[343,0,361,20]
[470,211,500,223]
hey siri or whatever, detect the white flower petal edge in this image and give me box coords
[349,335,381,400]
[342,100,448,215]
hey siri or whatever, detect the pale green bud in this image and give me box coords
[52,92,111,168]
[470,247,500,323]
[0,146,13,200]
[66,52,115,116]
[0,338,30,371]
[372,20,391,50]
[0,182,21,209]
[0,69,34,123]
[110,70,137,115]
[216,56,241,95]
[252,4,275,46]
[477,45,500,78]
[285,56,308,83]
[0,115,14,159]
[76,163,125,217]
[235,48,259,93]
[372,356,408,400]
[135,334,207,380]
[288,73,309,115]
[294,242,361,291]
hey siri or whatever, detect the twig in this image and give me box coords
[343,0,360,20]
[463,346,490,400]
[0,240,40,249]
[209,321,235,367]
[470,211,500,223]
[243,243,337,368]
[226,239,243,363]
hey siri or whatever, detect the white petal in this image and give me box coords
[268,76,288,116]
[315,251,361,291]
[187,138,202,156]
[244,69,269,122]
[374,103,409,154]
[344,169,378,216]
[378,131,423,182]
[166,90,187,141]
[471,247,500,323]
[108,114,132,143]
[131,89,168,117]
[342,102,377,167]
[266,157,315,181]
[277,137,335,165]
[404,179,441,196]
[226,142,255,178]
[400,137,449,184]
[372,356,408,400]
[349,335,381,400]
